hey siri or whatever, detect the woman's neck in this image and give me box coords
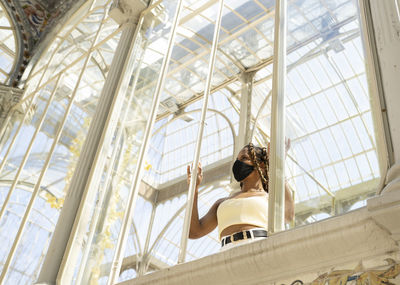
[241,181,264,192]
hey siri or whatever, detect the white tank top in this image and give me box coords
[216,195,268,238]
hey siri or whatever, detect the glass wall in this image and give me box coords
[115,0,384,279]
[0,0,120,283]
[65,1,185,284]
[253,0,381,225]
[0,0,386,283]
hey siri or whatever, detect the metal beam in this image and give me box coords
[155,156,232,204]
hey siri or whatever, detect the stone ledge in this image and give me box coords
[118,191,400,285]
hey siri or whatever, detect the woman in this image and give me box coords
[188,142,294,250]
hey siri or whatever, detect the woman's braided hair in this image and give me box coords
[245,143,269,192]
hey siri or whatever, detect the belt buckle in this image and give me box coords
[242,230,248,240]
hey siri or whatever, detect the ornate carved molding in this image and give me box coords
[310,261,400,285]
[2,0,85,86]
[109,0,147,25]
[0,85,24,119]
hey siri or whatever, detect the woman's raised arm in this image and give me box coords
[187,163,223,239]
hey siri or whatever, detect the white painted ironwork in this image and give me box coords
[36,5,110,282]
[107,1,185,283]
[268,0,287,233]
[178,0,225,264]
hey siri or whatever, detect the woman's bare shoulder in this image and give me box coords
[214,197,229,207]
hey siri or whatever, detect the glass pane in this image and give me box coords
[281,0,381,228]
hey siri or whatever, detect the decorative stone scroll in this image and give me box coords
[309,260,400,285]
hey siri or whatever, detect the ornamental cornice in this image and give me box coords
[109,0,147,25]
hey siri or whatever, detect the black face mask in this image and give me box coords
[232,159,254,182]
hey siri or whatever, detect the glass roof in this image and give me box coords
[0,3,17,84]
[0,0,384,283]
[142,0,379,195]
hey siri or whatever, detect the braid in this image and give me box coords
[262,147,269,193]
[248,143,269,192]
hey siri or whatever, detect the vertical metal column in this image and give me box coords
[75,19,147,285]
[58,21,141,285]
[36,15,135,285]
[177,0,225,264]
[235,71,256,156]
[268,0,287,234]
[107,1,185,284]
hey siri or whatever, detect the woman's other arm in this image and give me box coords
[283,138,294,222]
[284,182,295,222]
